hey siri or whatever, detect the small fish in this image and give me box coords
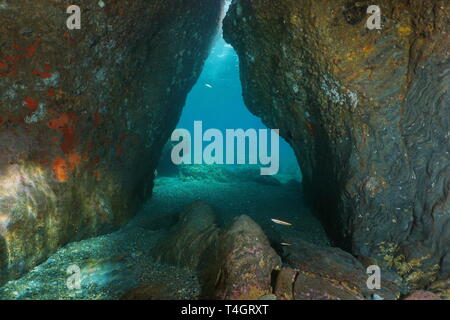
[205,83,213,88]
[280,242,294,246]
[271,218,292,226]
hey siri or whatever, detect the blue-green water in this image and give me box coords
[176,30,300,177]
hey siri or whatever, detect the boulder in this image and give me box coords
[273,267,297,300]
[153,203,281,300]
[152,201,220,269]
[0,0,223,284]
[274,239,401,300]
[223,0,449,288]
[202,215,282,299]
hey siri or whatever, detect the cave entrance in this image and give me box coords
[153,4,330,250]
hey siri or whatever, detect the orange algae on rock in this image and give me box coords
[51,153,81,182]
[52,157,69,182]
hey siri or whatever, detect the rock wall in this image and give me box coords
[0,0,223,284]
[223,0,449,288]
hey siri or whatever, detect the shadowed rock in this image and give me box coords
[152,202,281,300]
[0,0,223,284]
[152,201,221,269]
[223,0,449,288]
[427,279,450,300]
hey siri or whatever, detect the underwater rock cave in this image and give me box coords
[0,0,448,300]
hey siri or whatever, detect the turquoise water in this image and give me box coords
[175,30,300,177]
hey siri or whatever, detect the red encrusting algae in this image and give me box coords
[24,97,39,111]
[48,112,81,181]
[32,63,52,79]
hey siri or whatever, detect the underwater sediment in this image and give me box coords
[223,0,449,289]
[0,0,223,284]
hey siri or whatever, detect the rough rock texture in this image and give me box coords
[427,278,450,300]
[153,203,281,299]
[0,0,223,284]
[224,0,449,288]
[152,201,220,269]
[273,267,297,300]
[202,215,282,299]
[403,290,441,300]
[274,239,401,300]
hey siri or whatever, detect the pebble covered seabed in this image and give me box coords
[0,170,325,300]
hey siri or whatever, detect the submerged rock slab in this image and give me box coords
[0,0,223,284]
[224,0,449,288]
[275,239,401,300]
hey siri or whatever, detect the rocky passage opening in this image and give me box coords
[0,1,331,300]
[0,0,447,301]
[154,8,330,251]
[0,2,330,300]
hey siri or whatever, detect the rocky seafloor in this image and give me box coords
[0,166,445,300]
[0,166,328,300]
